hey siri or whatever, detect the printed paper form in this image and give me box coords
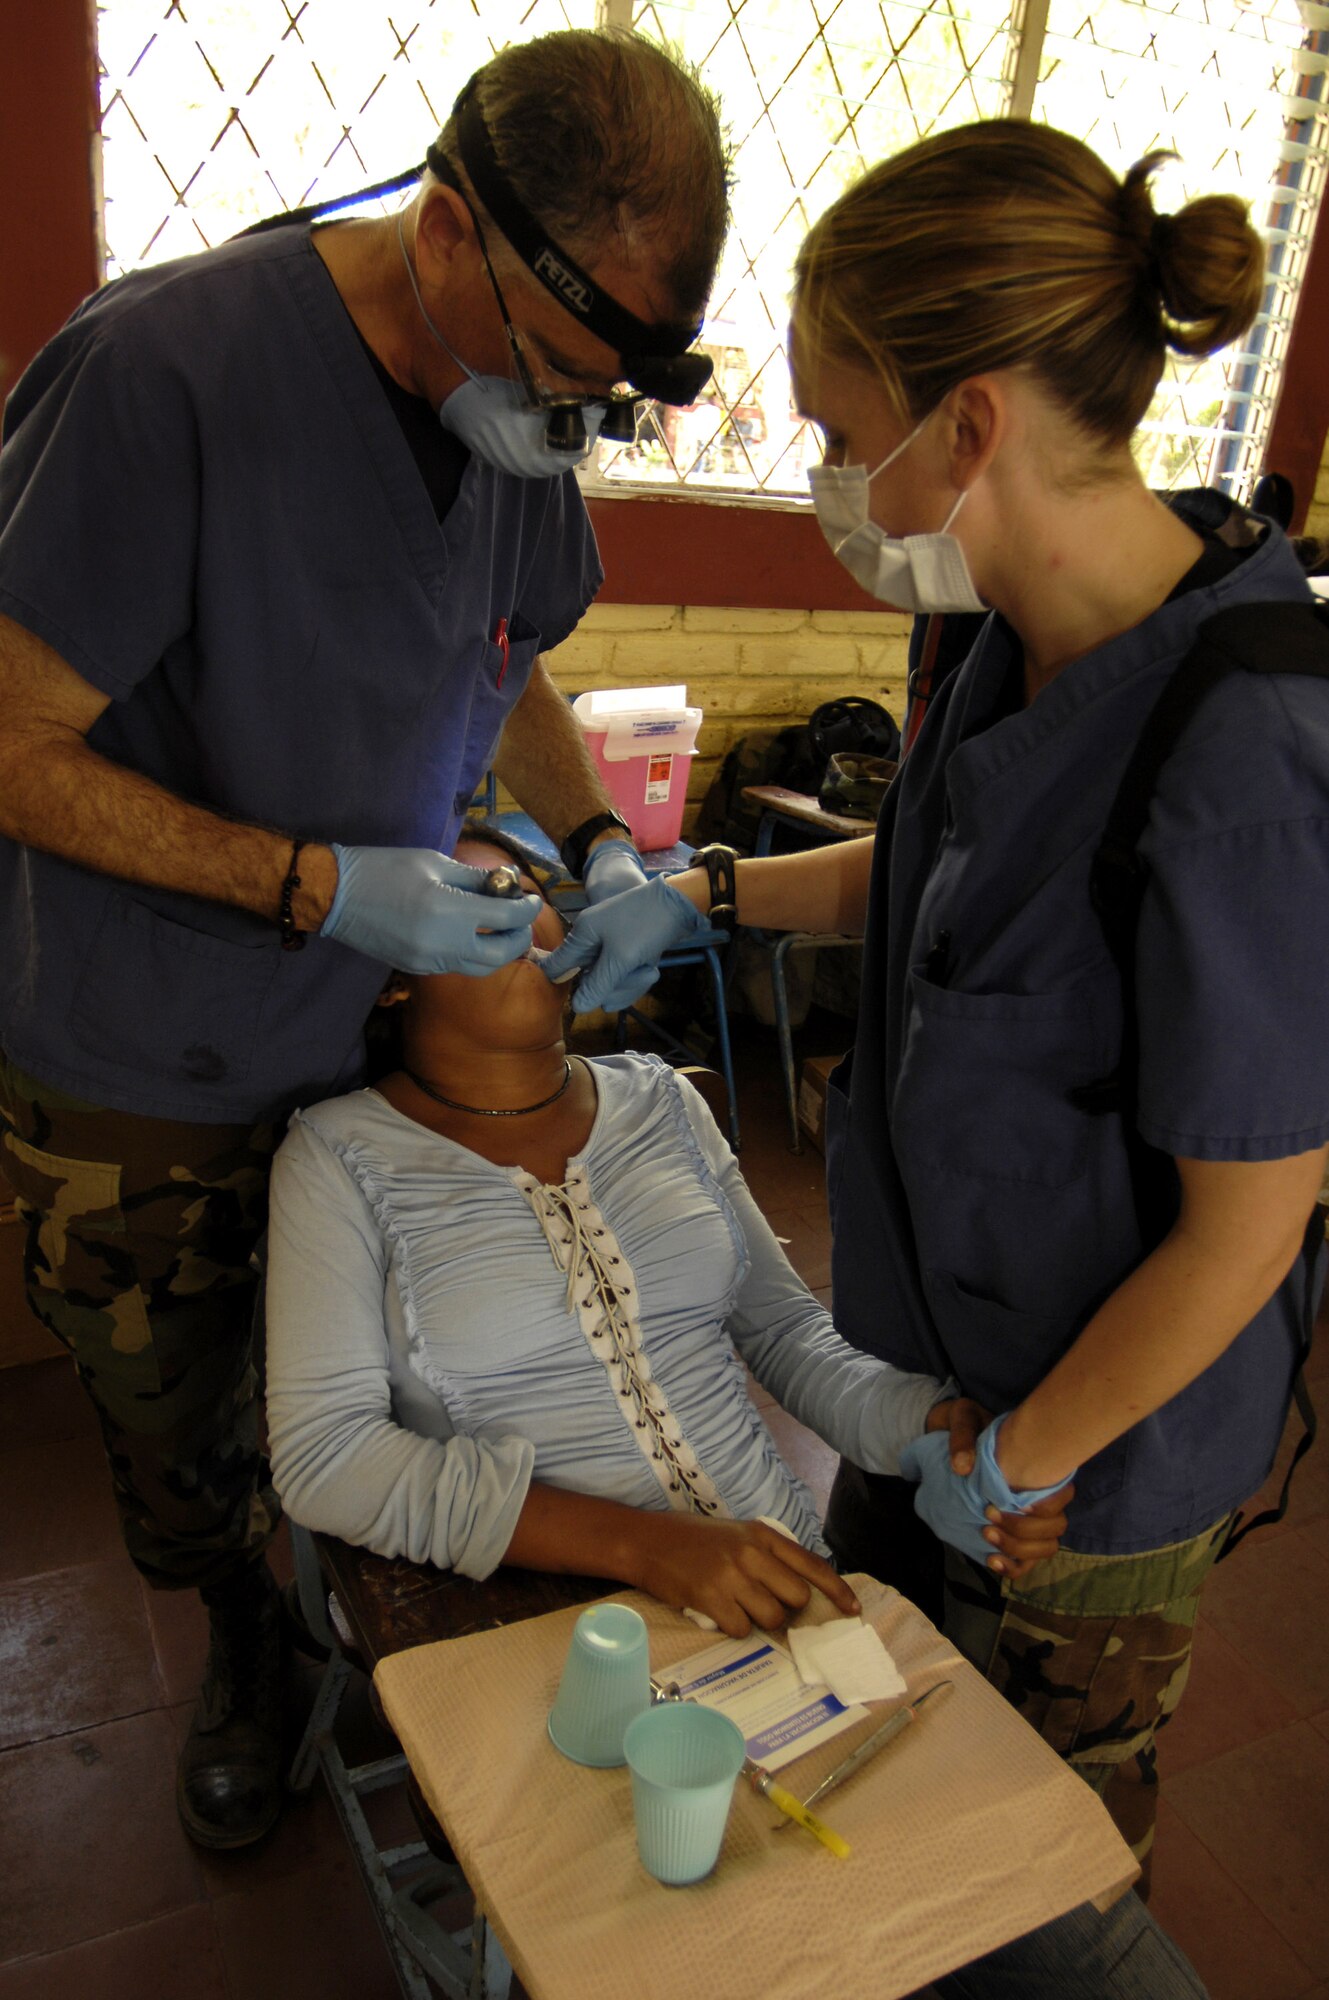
[667,1633,868,1773]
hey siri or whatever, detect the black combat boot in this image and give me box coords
[177,1559,284,1849]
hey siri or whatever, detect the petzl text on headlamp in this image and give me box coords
[425,76,713,411]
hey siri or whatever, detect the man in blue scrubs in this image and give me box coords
[0,28,730,1847]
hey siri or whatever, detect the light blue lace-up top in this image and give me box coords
[266,1053,946,1578]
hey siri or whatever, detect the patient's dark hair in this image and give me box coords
[456,817,547,878]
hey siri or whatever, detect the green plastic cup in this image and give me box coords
[547,1603,651,1768]
[623,1703,746,1885]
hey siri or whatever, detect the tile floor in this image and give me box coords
[1,1016,1327,1999]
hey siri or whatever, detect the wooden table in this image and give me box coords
[741,783,878,845]
[375,1575,1139,2000]
[302,1540,1138,2000]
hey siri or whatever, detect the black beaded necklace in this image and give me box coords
[405,1058,573,1118]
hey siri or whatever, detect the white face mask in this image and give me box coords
[807,412,986,614]
[397,215,601,480]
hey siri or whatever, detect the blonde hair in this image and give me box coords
[793,121,1265,448]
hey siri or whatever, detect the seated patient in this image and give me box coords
[265,830,1209,2000]
[265,830,1054,1635]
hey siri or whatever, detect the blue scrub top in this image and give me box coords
[0,224,602,1121]
[828,509,1329,1553]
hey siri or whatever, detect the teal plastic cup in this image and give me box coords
[547,1603,651,1768]
[623,1703,746,1885]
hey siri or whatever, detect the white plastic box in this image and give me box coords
[571,685,703,851]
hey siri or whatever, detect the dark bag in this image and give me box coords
[693,695,902,851]
[818,751,899,821]
[805,695,901,773]
[1083,596,1329,1559]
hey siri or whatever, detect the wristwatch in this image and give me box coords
[690,843,739,935]
[560,809,633,879]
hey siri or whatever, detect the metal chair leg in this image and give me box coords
[701,941,741,1151]
[771,934,803,1151]
[287,1646,353,1797]
[610,936,740,1150]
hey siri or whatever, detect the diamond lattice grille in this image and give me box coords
[593,0,1020,495]
[95,0,1328,500]
[1030,0,1329,495]
[97,1,599,273]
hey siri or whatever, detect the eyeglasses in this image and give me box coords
[466,199,642,454]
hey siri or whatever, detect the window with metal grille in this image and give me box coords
[96,0,1328,503]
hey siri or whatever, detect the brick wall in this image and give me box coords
[1309,427,1329,539]
[534,602,914,837]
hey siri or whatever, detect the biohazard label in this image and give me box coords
[645,754,673,803]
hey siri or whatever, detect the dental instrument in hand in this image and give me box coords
[481,865,525,898]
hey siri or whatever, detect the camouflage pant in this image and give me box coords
[943,1520,1231,1897]
[0,1055,281,1591]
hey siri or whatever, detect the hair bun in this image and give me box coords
[1158,193,1265,359]
[1148,212,1174,265]
[793,120,1262,454]
[1118,153,1263,358]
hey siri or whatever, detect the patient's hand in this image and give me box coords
[975,1484,1073,1580]
[923,1398,1074,1580]
[626,1514,860,1639]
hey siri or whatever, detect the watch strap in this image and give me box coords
[691,843,739,935]
[560,809,633,879]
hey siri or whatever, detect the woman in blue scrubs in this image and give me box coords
[552,118,1329,1893]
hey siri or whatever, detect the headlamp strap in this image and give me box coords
[429,77,701,366]
[236,163,426,239]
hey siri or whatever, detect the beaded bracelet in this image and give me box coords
[280,838,307,952]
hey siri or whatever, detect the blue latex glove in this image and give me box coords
[898,1415,1077,1565]
[322,843,542,975]
[540,874,708,1013]
[580,836,649,903]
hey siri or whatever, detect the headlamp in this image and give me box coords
[426,74,714,422]
[237,76,716,459]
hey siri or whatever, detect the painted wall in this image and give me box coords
[0,0,100,401]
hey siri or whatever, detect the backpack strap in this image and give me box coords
[904,616,946,755]
[903,611,987,755]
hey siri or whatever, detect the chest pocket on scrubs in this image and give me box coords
[71,894,280,1087]
[895,970,1107,1190]
[454,613,543,813]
